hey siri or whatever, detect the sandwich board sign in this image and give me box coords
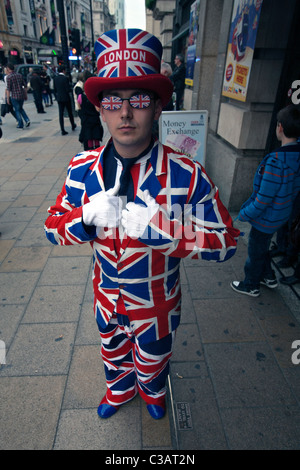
[159,110,208,166]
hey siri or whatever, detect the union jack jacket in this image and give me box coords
[44,140,240,344]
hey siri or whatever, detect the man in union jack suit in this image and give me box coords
[44,28,240,420]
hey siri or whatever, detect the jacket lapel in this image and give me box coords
[120,142,165,252]
[86,145,106,198]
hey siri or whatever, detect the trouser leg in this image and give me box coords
[65,100,75,127]
[98,314,174,407]
[99,316,137,407]
[58,102,65,131]
[134,332,175,407]
[19,101,29,123]
[244,227,274,289]
[11,98,23,127]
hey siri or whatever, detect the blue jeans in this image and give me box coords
[244,227,274,289]
[10,98,29,128]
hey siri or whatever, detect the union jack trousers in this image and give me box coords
[44,140,240,401]
[99,313,174,406]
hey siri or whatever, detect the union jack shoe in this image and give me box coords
[97,396,120,419]
[146,404,166,419]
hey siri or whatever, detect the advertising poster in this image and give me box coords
[222,0,263,102]
[185,0,200,87]
[159,110,208,166]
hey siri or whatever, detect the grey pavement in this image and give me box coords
[0,95,300,451]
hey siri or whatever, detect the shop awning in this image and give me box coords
[38,48,59,56]
[165,26,190,46]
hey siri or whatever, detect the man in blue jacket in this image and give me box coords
[231,104,300,297]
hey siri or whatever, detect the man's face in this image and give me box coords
[100,89,162,158]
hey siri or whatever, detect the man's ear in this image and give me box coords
[99,104,106,123]
[154,98,163,121]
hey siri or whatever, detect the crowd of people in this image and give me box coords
[0,51,186,138]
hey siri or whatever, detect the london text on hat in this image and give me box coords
[84,28,173,108]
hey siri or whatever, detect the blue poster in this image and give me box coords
[185,0,200,86]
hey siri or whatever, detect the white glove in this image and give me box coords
[82,186,122,228]
[121,190,159,238]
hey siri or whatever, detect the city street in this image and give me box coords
[0,94,300,450]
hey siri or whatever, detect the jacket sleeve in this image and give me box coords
[44,163,97,246]
[138,162,240,261]
[238,156,282,223]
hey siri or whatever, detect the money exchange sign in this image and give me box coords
[159,110,208,166]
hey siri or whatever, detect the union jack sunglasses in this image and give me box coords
[101,94,152,111]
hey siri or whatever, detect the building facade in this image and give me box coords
[0,0,115,68]
[108,0,125,29]
[148,0,300,211]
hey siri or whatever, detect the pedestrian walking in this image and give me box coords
[53,65,76,135]
[0,71,5,125]
[71,66,78,86]
[73,72,84,115]
[5,63,30,129]
[0,67,18,124]
[76,70,103,150]
[231,104,300,297]
[44,28,240,421]
[42,65,53,105]
[160,62,174,111]
[30,71,46,114]
[170,53,186,111]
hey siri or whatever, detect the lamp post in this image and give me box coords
[56,0,70,77]
[89,0,95,70]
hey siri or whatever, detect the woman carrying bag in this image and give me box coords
[76,71,104,151]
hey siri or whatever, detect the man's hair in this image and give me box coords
[83,70,93,82]
[58,65,65,73]
[175,54,184,63]
[277,104,300,138]
[6,63,14,71]
[161,62,172,77]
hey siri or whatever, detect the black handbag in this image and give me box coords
[1,102,9,117]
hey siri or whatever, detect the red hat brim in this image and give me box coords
[84,74,174,108]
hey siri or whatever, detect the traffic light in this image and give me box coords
[68,28,81,56]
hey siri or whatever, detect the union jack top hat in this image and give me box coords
[84,28,173,108]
